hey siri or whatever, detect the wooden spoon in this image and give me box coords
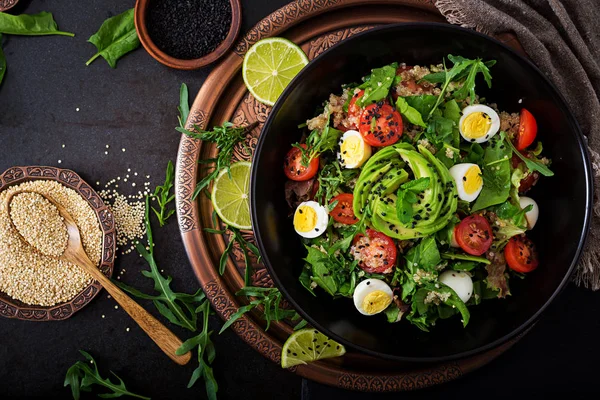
[5,190,191,365]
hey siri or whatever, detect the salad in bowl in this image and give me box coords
[283,55,553,332]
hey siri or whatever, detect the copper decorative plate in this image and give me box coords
[0,166,116,321]
[175,0,527,391]
[0,0,19,12]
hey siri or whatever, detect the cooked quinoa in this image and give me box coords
[0,180,102,306]
[9,192,69,257]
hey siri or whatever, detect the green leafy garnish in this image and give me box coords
[177,83,190,127]
[151,161,175,227]
[472,133,512,211]
[115,196,217,399]
[314,161,358,204]
[64,350,150,400]
[395,177,430,224]
[505,137,554,177]
[396,97,426,127]
[357,63,397,107]
[176,301,218,399]
[441,252,491,265]
[293,111,342,166]
[219,286,306,334]
[0,11,74,36]
[404,95,437,118]
[86,8,140,68]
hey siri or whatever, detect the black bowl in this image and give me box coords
[250,23,592,362]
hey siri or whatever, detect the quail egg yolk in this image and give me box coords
[340,134,369,168]
[461,112,492,140]
[464,165,483,195]
[362,290,392,315]
[293,205,317,233]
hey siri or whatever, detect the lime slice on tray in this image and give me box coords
[242,37,309,106]
[281,328,346,368]
[211,161,252,230]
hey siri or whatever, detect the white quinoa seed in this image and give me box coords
[0,180,102,306]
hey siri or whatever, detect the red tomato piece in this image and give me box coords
[455,215,493,256]
[359,103,403,147]
[505,236,539,273]
[329,193,358,225]
[351,229,397,274]
[283,144,319,181]
[516,108,538,150]
[346,89,365,130]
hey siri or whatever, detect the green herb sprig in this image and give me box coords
[64,351,150,400]
[86,8,140,68]
[115,197,218,399]
[395,177,430,224]
[151,160,175,227]
[219,286,307,334]
[504,137,554,177]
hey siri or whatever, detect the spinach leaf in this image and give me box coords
[0,35,5,85]
[405,236,441,273]
[441,252,491,265]
[505,137,554,177]
[442,100,461,147]
[0,12,74,36]
[357,63,398,106]
[396,97,426,127]
[472,134,512,211]
[493,200,532,228]
[304,246,338,295]
[463,142,485,164]
[450,261,478,271]
[413,284,470,327]
[425,115,454,146]
[86,8,140,68]
[384,303,402,323]
[404,95,437,118]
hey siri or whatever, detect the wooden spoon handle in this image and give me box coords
[76,255,191,365]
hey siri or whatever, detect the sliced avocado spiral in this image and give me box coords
[353,144,458,240]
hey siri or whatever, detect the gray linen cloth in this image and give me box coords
[434,0,600,289]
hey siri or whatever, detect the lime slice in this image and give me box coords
[242,37,309,106]
[281,328,346,368]
[211,161,252,230]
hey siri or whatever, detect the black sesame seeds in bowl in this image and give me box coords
[134,0,242,70]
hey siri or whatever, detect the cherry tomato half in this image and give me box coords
[505,236,539,273]
[283,144,319,181]
[329,193,358,225]
[359,103,403,147]
[516,108,537,150]
[455,215,493,256]
[346,89,365,130]
[351,229,397,274]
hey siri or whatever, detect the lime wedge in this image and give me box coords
[242,37,309,106]
[281,328,346,368]
[211,161,252,230]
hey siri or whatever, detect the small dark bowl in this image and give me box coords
[251,23,592,363]
[134,0,241,70]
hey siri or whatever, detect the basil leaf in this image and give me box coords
[396,97,426,127]
[402,177,430,192]
[0,12,74,36]
[505,137,554,177]
[0,35,5,85]
[358,63,397,107]
[472,134,512,211]
[86,8,140,68]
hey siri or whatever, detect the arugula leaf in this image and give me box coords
[357,63,397,107]
[220,287,305,333]
[472,134,512,211]
[294,111,342,166]
[86,8,140,68]
[505,137,554,177]
[315,162,359,204]
[328,214,367,255]
[0,11,74,36]
[396,97,426,127]
[451,58,495,101]
[64,351,150,400]
[404,95,437,118]
[151,161,175,227]
[0,35,5,85]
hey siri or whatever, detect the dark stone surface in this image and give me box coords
[0,0,598,399]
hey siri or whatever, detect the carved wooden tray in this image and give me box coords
[0,166,115,321]
[175,0,527,391]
